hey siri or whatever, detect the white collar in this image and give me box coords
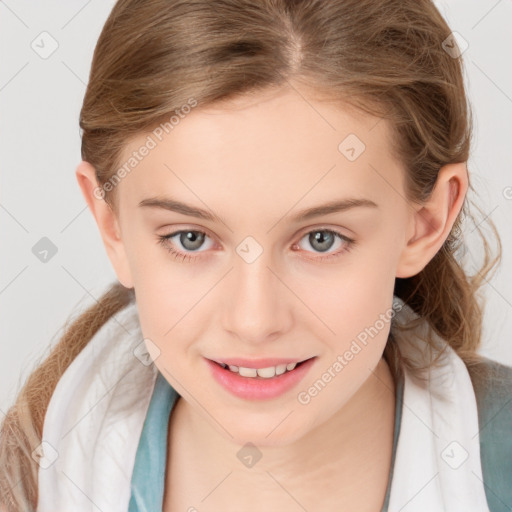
[388,299,489,511]
[37,300,157,511]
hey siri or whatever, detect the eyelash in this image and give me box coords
[157,227,355,263]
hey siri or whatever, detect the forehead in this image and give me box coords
[115,85,403,211]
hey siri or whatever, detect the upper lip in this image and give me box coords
[207,356,314,368]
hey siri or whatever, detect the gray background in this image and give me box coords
[1,0,511,414]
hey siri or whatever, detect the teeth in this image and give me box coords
[220,361,301,378]
[257,366,276,378]
[275,364,287,375]
[238,366,257,377]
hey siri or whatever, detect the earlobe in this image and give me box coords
[75,160,134,289]
[396,162,468,278]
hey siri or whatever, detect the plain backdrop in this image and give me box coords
[1,0,511,414]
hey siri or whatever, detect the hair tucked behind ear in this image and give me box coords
[386,199,502,380]
[0,0,502,509]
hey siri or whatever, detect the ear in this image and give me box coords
[75,160,134,289]
[396,162,468,278]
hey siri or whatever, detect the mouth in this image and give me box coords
[205,355,317,400]
[209,356,315,379]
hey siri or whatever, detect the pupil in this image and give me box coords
[311,231,333,252]
[182,231,204,250]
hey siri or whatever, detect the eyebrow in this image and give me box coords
[138,196,378,223]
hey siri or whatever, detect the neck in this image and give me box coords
[166,356,396,509]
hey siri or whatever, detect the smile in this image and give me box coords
[205,356,317,400]
[215,359,311,378]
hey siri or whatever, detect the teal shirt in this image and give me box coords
[128,371,179,512]
[128,356,512,511]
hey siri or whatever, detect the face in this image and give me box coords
[110,84,414,446]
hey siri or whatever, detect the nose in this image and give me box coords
[221,251,293,346]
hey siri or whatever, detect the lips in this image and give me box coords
[209,356,313,368]
[205,355,317,400]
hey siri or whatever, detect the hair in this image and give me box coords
[0,0,502,509]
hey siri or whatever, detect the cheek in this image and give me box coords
[135,276,201,343]
[135,286,205,389]
[298,289,395,415]
[132,259,216,374]
[293,245,397,395]
[294,253,396,340]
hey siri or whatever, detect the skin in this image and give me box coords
[76,82,468,511]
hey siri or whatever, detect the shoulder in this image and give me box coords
[466,354,512,400]
[465,355,512,512]
[465,354,512,433]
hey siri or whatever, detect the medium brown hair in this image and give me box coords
[0,0,501,509]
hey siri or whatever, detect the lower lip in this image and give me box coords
[205,356,316,401]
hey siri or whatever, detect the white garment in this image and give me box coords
[36,298,490,512]
[387,302,490,512]
[37,301,158,512]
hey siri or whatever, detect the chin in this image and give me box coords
[213,413,311,448]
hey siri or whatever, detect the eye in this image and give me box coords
[157,229,214,262]
[292,228,355,261]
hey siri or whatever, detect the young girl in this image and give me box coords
[1,0,510,511]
